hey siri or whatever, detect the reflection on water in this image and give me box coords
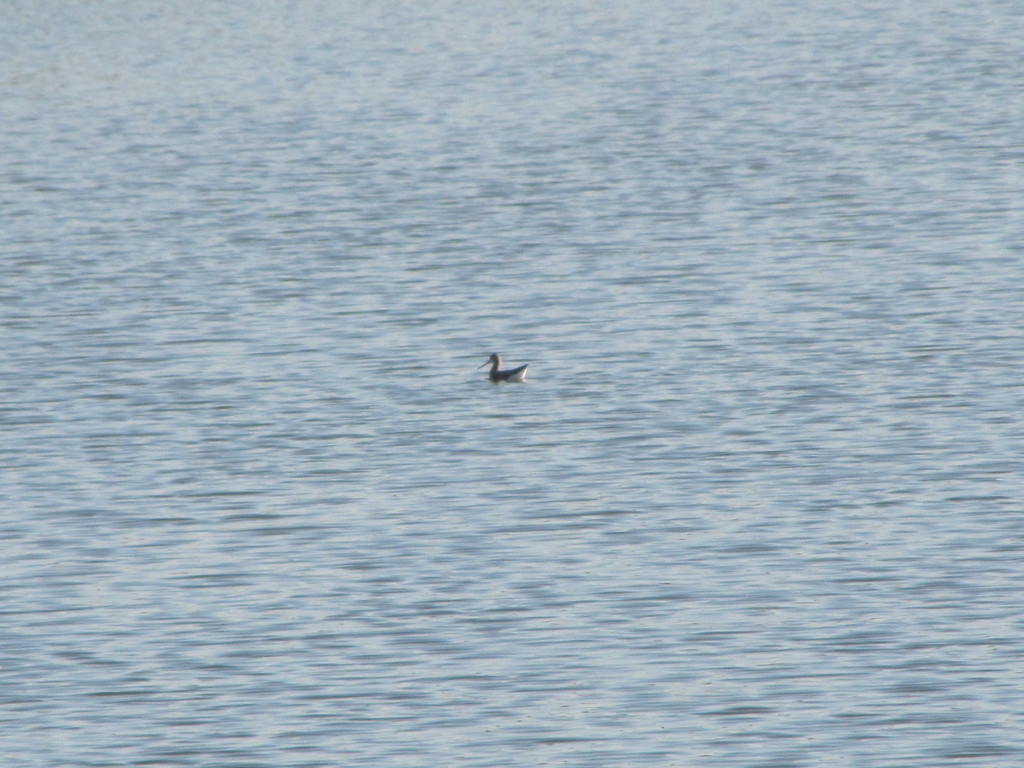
[3,0,1023,766]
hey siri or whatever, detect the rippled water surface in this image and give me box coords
[3,1,1024,766]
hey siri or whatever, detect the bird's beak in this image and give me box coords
[476,360,489,369]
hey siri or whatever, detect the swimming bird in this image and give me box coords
[478,353,529,383]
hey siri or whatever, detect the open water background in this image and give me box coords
[3,1,1024,766]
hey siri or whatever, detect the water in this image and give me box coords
[3,0,1024,765]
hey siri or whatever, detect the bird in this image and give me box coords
[478,353,529,383]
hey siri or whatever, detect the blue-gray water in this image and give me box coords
[3,1,1024,766]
